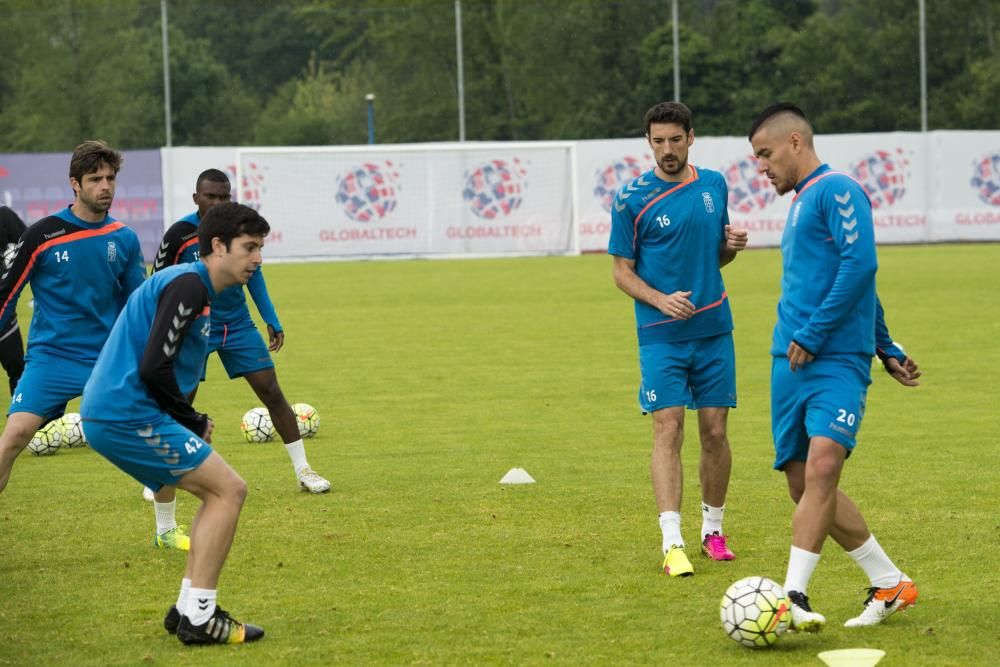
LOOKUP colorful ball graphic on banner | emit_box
[226,162,266,211]
[851,149,909,209]
[970,152,1000,207]
[335,162,400,222]
[463,159,527,219]
[723,156,776,213]
[594,156,649,212]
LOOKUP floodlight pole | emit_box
[919,0,927,131]
[455,0,466,141]
[366,93,376,144]
[161,0,173,146]
[672,0,680,101]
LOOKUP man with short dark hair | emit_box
[144,169,330,549]
[82,202,268,645]
[0,140,146,492]
[748,102,920,631]
[609,101,748,577]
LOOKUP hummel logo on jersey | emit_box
[702,192,715,213]
[107,241,117,262]
[154,240,169,269]
[162,302,194,357]
[834,191,851,205]
[43,229,66,240]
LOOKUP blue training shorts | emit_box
[638,332,737,412]
[82,415,214,492]
[770,354,871,470]
[205,323,274,380]
[9,354,93,419]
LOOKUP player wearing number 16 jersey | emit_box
[609,102,749,577]
[0,140,145,494]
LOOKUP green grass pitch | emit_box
[0,243,996,665]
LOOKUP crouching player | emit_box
[81,203,268,645]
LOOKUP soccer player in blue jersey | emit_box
[0,141,146,493]
[609,101,748,577]
[0,206,27,396]
[749,102,920,630]
[143,169,329,547]
[81,202,266,645]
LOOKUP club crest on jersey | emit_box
[702,192,715,213]
[107,241,116,262]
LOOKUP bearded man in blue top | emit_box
[0,140,145,493]
[609,101,749,577]
[749,102,920,632]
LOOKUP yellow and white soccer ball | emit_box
[60,412,87,448]
[291,402,320,438]
[27,420,63,456]
[240,407,275,443]
[720,576,790,648]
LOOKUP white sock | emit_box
[784,545,822,596]
[847,534,909,589]
[185,587,217,626]
[285,439,309,476]
[175,578,191,615]
[154,499,178,535]
[658,511,683,552]
[701,503,725,540]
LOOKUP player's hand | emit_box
[724,225,748,252]
[657,290,695,320]
[787,341,814,371]
[267,324,284,352]
[202,418,215,444]
[885,356,921,387]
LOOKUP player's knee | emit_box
[699,424,728,450]
[230,475,248,506]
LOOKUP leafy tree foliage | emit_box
[0,0,997,151]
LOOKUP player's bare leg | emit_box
[697,407,735,560]
[245,368,329,493]
[0,411,45,493]
[780,438,847,631]
[789,459,918,628]
[169,451,263,644]
[652,407,693,576]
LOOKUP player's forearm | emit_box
[613,264,667,312]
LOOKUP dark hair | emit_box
[198,202,270,251]
[644,101,693,135]
[196,168,230,192]
[747,102,809,141]
[69,140,123,183]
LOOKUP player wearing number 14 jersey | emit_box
[609,102,748,577]
[0,140,146,493]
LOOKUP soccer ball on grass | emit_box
[60,412,87,448]
[240,407,275,443]
[720,576,790,648]
[291,402,320,438]
[27,420,63,456]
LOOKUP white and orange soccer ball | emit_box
[291,402,320,439]
[720,576,790,648]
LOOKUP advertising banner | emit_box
[236,143,576,259]
[0,150,163,261]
